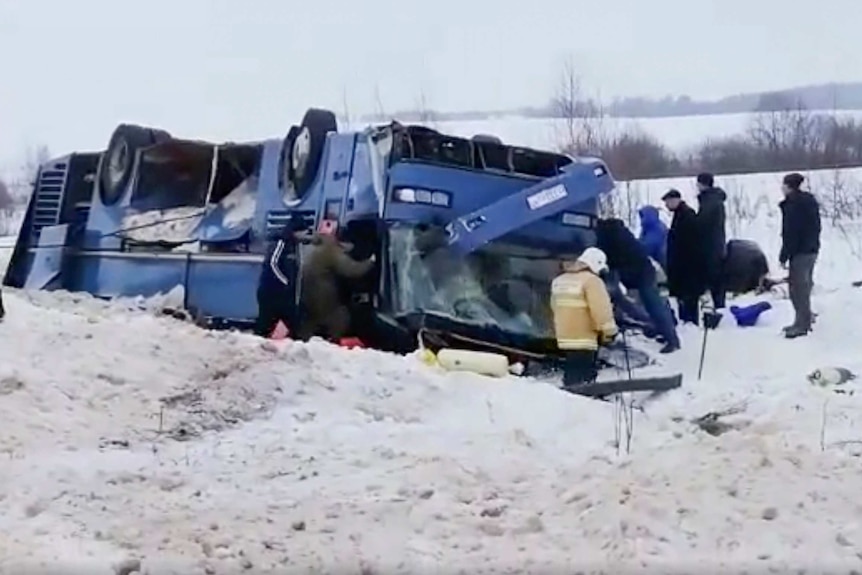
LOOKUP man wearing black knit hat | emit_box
[779,172,820,339]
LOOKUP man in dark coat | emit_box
[254,214,306,337]
[595,218,680,353]
[779,172,821,338]
[661,189,703,325]
[296,231,376,341]
[695,172,728,309]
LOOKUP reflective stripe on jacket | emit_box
[550,263,618,351]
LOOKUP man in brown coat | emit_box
[296,232,375,341]
[551,247,618,387]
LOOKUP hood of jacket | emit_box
[638,205,663,230]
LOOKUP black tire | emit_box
[289,108,337,198]
[279,125,301,194]
[150,128,172,144]
[472,134,503,144]
[97,124,167,206]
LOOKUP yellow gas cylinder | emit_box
[417,348,438,366]
[436,348,510,378]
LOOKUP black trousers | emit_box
[562,349,598,387]
[705,265,726,309]
[254,287,297,337]
[677,296,700,325]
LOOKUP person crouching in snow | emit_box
[254,214,306,338]
[551,247,618,388]
[637,205,668,271]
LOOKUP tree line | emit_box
[553,77,862,181]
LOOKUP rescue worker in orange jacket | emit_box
[550,247,618,387]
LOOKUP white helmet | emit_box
[577,247,609,274]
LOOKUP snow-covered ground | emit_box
[3,169,862,573]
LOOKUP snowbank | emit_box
[3,166,862,572]
[3,271,862,573]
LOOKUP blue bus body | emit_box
[3,113,615,356]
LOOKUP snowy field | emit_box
[3,169,862,573]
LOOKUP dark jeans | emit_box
[636,280,681,347]
[563,349,598,387]
[788,253,817,330]
[606,272,651,325]
[677,296,700,325]
[255,287,298,337]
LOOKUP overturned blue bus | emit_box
[3,108,616,361]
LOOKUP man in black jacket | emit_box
[779,172,821,339]
[254,214,306,337]
[695,173,728,310]
[662,189,703,325]
[595,218,680,353]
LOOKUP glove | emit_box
[702,311,723,330]
[600,331,618,345]
[369,254,377,263]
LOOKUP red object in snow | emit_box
[270,321,290,340]
[338,337,365,349]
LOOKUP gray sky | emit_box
[1,0,859,169]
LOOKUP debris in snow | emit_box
[692,403,749,436]
[120,206,204,244]
[220,176,258,229]
[808,366,857,387]
[112,557,142,575]
[291,520,306,531]
[761,507,779,521]
[0,372,24,395]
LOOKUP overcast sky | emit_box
[1,0,859,171]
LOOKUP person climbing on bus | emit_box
[595,217,681,353]
[296,229,376,342]
[550,247,618,388]
[254,214,306,338]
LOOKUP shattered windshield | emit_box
[387,224,584,338]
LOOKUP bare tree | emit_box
[372,84,387,121]
[0,178,18,236]
[747,94,819,167]
[414,88,438,127]
[0,179,12,211]
[550,57,605,156]
[340,86,353,130]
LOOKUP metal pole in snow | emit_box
[697,322,709,381]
